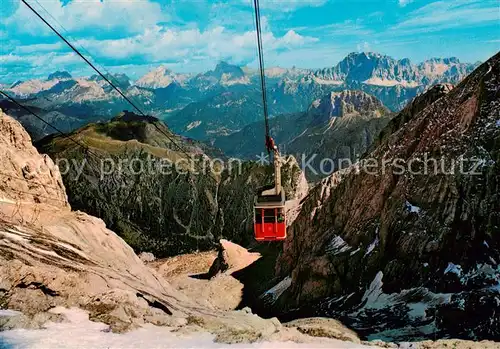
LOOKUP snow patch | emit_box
[444,262,462,277]
[363,78,420,88]
[0,307,375,349]
[326,236,352,255]
[365,235,379,257]
[405,201,421,214]
[355,271,452,317]
[186,120,202,131]
[261,277,292,304]
[0,310,22,317]
[360,271,384,309]
[311,76,344,85]
[350,247,361,256]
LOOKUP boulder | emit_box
[208,239,260,278]
[138,252,156,263]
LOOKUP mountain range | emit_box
[1,52,478,144]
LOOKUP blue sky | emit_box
[0,0,499,82]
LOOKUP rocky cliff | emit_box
[37,113,308,257]
[0,109,192,332]
[271,52,500,341]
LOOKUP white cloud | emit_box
[0,52,80,66]
[248,45,346,69]
[77,26,318,65]
[398,0,413,7]
[393,0,499,32]
[357,41,371,52]
[0,52,87,82]
[14,43,64,54]
[3,0,168,36]
[282,30,319,45]
[290,20,373,37]
[240,0,328,12]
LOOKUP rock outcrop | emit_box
[208,239,261,278]
[271,52,500,340]
[0,110,193,333]
[0,111,69,207]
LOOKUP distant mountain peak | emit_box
[150,65,174,75]
[311,51,474,89]
[111,110,159,124]
[309,90,385,122]
[426,57,461,64]
[47,71,72,81]
[212,61,245,78]
[135,66,188,89]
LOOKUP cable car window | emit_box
[264,209,276,223]
[277,213,285,223]
[255,209,262,222]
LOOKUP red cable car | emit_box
[254,189,286,241]
[253,136,287,241]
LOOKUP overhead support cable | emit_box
[20,0,193,160]
[0,90,101,159]
[252,0,272,155]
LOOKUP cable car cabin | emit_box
[253,190,286,241]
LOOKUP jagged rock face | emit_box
[215,91,392,181]
[308,90,385,123]
[38,116,308,257]
[418,58,475,85]
[273,53,500,340]
[317,52,420,86]
[89,73,131,92]
[314,52,476,88]
[0,109,68,208]
[367,83,454,154]
[306,52,476,111]
[212,62,246,80]
[0,111,193,331]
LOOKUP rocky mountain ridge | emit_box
[313,52,476,87]
[1,98,498,348]
[215,90,392,180]
[0,52,478,143]
[267,52,500,341]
